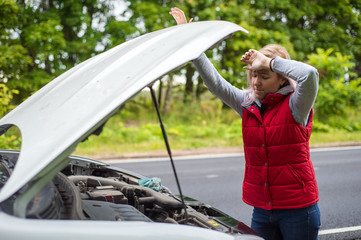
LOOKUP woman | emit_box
[170,7,321,240]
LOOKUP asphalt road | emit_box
[109,146,361,240]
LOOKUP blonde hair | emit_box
[242,44,296,106]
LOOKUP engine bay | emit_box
[0,152,256,236]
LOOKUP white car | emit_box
[0,21,262,240]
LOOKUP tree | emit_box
[1,0,116,102]
[114,0,296,107]
[111,0,188,107]
[0,0,32,95]
[248,0,361,68]
[307,48,361,122]
[245,0,361,127]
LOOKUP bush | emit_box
[307,48,361,123]
[0,126,21,150]
[0,83,18,117]
[312,120,332,132]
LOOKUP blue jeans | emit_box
[251,203,321,240]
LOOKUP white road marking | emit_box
[310,145,361,153]
[104,145,361,164]
[319,225,361,235]
[105,153,243,163]
[206,174,219,178]
[103,146,361,237]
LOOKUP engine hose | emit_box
[68,175,183,210]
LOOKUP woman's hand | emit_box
[240,49,272,71]
[169,7,193,25]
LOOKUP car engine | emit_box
[0,152,256,236]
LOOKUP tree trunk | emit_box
[158,79,163,108]
[220,48,231,109]
[195,77,206,101]
[40,0,48,11]
[183,64,195,103]
[162,75,173,114]
[45,57,51,74]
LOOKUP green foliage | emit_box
[0,83,18,116]
[104,19,137,48]
[0,83,21,150]
[0,0,117,102]
[0,0,32,87]
[248,0,361,65]
[307,48,361,122]
[76,90,242,153]
[2,0,361,153]
[0,134,22,150]
[23,19,66,64]
[76,90,360,155]
[0,44,32,84]
[307,48,356,81]
[7,70,53,101]
[312,119,332,133]
[0,0,18,29]
[0,125,22,149]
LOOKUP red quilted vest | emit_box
[242,93,319,210]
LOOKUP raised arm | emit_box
[272,57,319,126]
[193,54,248,116]
[240,49,319,126]
[169,8,248,116]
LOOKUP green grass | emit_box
[1,92,360,157]
[310,130,361,146]
[74,95,361,156]
[75,118,245,156]
[73,118,361,157]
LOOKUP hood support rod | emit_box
[149,85,188,224]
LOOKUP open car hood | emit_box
[0,21,247,203]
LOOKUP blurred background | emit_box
[1,0,360,156]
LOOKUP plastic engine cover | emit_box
[82,200,152,222]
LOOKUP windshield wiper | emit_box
[149,84,189,224]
